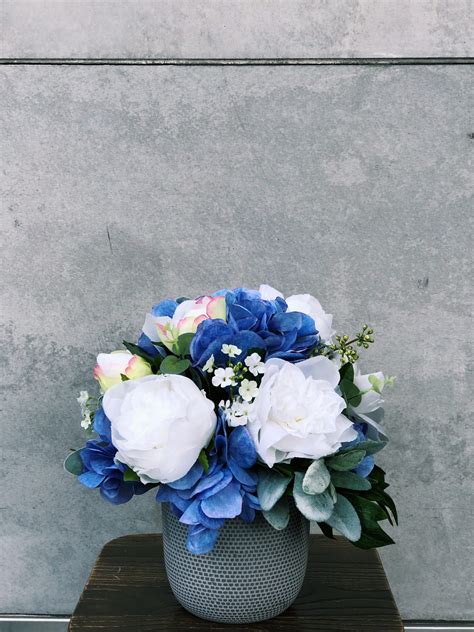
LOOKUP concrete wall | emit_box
[1,0,473,621]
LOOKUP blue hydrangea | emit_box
[77,408,149,504]
[156,412,260,554]
[190,287,319,368]
[342,422,375,478]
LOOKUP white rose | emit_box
[352,364,385,414]
[93,350,152,392]
[258,285,334,343]
[103,374,216,484]
[248,356,357,467]
[142,296,226,351]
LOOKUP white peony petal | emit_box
[103,374,217,484]
[258,284,284,301]
[297,355,341,389]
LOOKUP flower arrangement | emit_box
[66,286,397,554]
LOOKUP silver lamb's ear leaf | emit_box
[293,472,334,522]
[325,493,362,542]
[257,469,292,511]
[64,450,84,476]
[330,470,371,491]
[302,459,331,494]
[262,496,290,530]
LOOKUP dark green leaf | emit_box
[318,521,335,539]
[331,470,372,491]
[361,488,398,525]
[353,529,395,549]
[343,439,387,456]
[326,449,366,471]
[339,379,362,407]
[123,467,140,482]
[122,340,155,363]
[120,373,130,382]
[198,449,209,474]
[64,450,84,476]
[160,356,191,375]
[177,333,195,357]
[189,367,204,390]
[343,494,395,549]
[339,363,354,382]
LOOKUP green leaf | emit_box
[345,494,395,549]
[339,362,354,382]
[331,470,372,491]
[198,449,209,474]
[326,449,366,471]
[339,379,362,407]
[325,493,362,542]
[343,439,387,456]
[177,333,195,357]
[360,488,398,525]
[318,521,335,540]
[302,459,331,494]
[64,450,84,476]
[262,496,290,530]
[353,530,395,549]
[122,340,155,363]
[123,467,140,482]
[368,465,389,489]
[257,469,292,512]
[293,472,334,521]
[160,356,191,375]
[120,373,130,382]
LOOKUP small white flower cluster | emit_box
[219,398,252,427]
[205,346,266,427]
[77,390,94,430]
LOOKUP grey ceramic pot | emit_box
[161,502,310,624]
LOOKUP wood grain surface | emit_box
[69,534,404,631]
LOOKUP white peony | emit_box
[258,284,334,342]
[247,356,357,467]
[102,374,216,484]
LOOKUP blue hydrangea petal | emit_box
[187,526,220,555]
[228,457,258,487]
[137,332,166,357]
[244,492,261,510]
[353,455,375,478]
[239,500,256,523]
[201,481,243,519]
[167,462,204,490]
[229,426,257,468]
[93,408,112,443]
[151,299,178,317]
[192,470,225,495]
[100,480,135,505]
[196,469,233,500]
[78,471,105,488]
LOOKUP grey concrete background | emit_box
[1,63,473,620]
[1,0,474,622]
[1,0,474,59]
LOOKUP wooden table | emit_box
[69,534,403,631]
